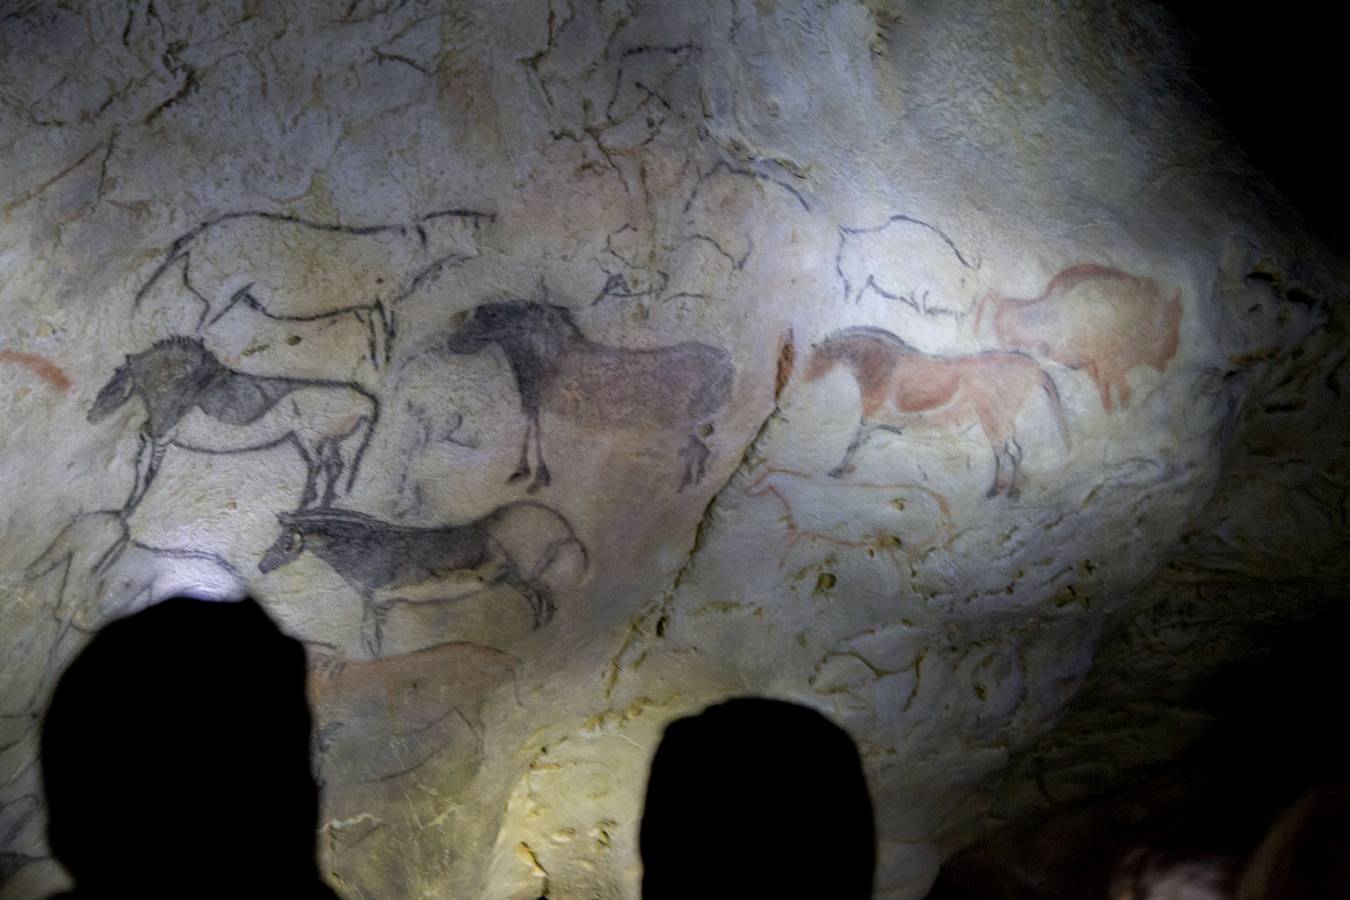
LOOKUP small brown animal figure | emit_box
[802,327,1070,498]
[975,264,1183,411]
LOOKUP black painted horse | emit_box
[424,302,734,493]
[259,503,587,657]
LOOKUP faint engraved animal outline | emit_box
[532,39,703,185]
[416,301,735,493]
[15,509,242,723]
[836,214,977,315]
[743,466,956,571]
[802,327,1071,497]
[258,503,588,657]
[305,639,519,787]
[130,209,494,366]
[392,402,478,520]
[592,223,670,306]
[88,337,379,511]
[974,263,1183,411]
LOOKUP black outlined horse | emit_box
[258,504,587,657]
[130,209,493,365]
[420,301,734,493]
[89,337,379,511]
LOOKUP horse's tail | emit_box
[527,535,589,587]
[1040,370,1072,451]
[489,500,590,574]
[345,388,381,494]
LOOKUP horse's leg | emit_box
[1088,364,1115,412]
[987,436,1024,498]
[127,438,168,512]
[1115,373,1132,409]
[359,595,385,658]
[508,418,533,484]
[204,285,251,329]
[987,441,1006,498]
[319,442,344,507]
[296,444,320,508]
[829,420,879,478]
[678,434,712,492]
[123,433,149,511]
[530,413,551,493]
[1005,437,1025,499]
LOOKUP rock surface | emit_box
[0,1,1345,897]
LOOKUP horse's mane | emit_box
[149,335,210,352]
[282,507,439,541]
[527,302,585,338]
[821,325,919,354]
[128,335,222,376]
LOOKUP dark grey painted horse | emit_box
[420,301,734,493]
[258,503,587,657]
[88,337,379,511]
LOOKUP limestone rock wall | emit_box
[1,1,1344,897]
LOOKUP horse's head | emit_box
[259,513,307,574]
[441,302,580,354]
[87,360,135,424]
[441,303,528,353]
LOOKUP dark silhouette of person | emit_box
[639,697,876,899]
[40,596,338,899]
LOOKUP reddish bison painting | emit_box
[975,264,1183,411]
[802,327,1070,498]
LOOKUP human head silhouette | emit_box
[639,697,876,899]
[40,596,335,898]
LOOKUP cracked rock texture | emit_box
[1,1,1346,898]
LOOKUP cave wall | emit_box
[1,1,1344,897]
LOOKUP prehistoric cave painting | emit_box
[416,301,734,493]
[681,160,811,272]
[0,351,71,393]
[836,214,978,316]
[24,510,243,634]
[602,43,701,151]
[802,327,1070,498]
[259,503,588,658]
[12,509,243,727]
[526,21,703,183]
[393,402,477,520]
[130,209,493,366]
[743,466,955,572]
[306,639,518,786]
[592,223,669,306]
[974,264,1183,411]
[88,337,379,511]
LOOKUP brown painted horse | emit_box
[802,327,1070,497]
